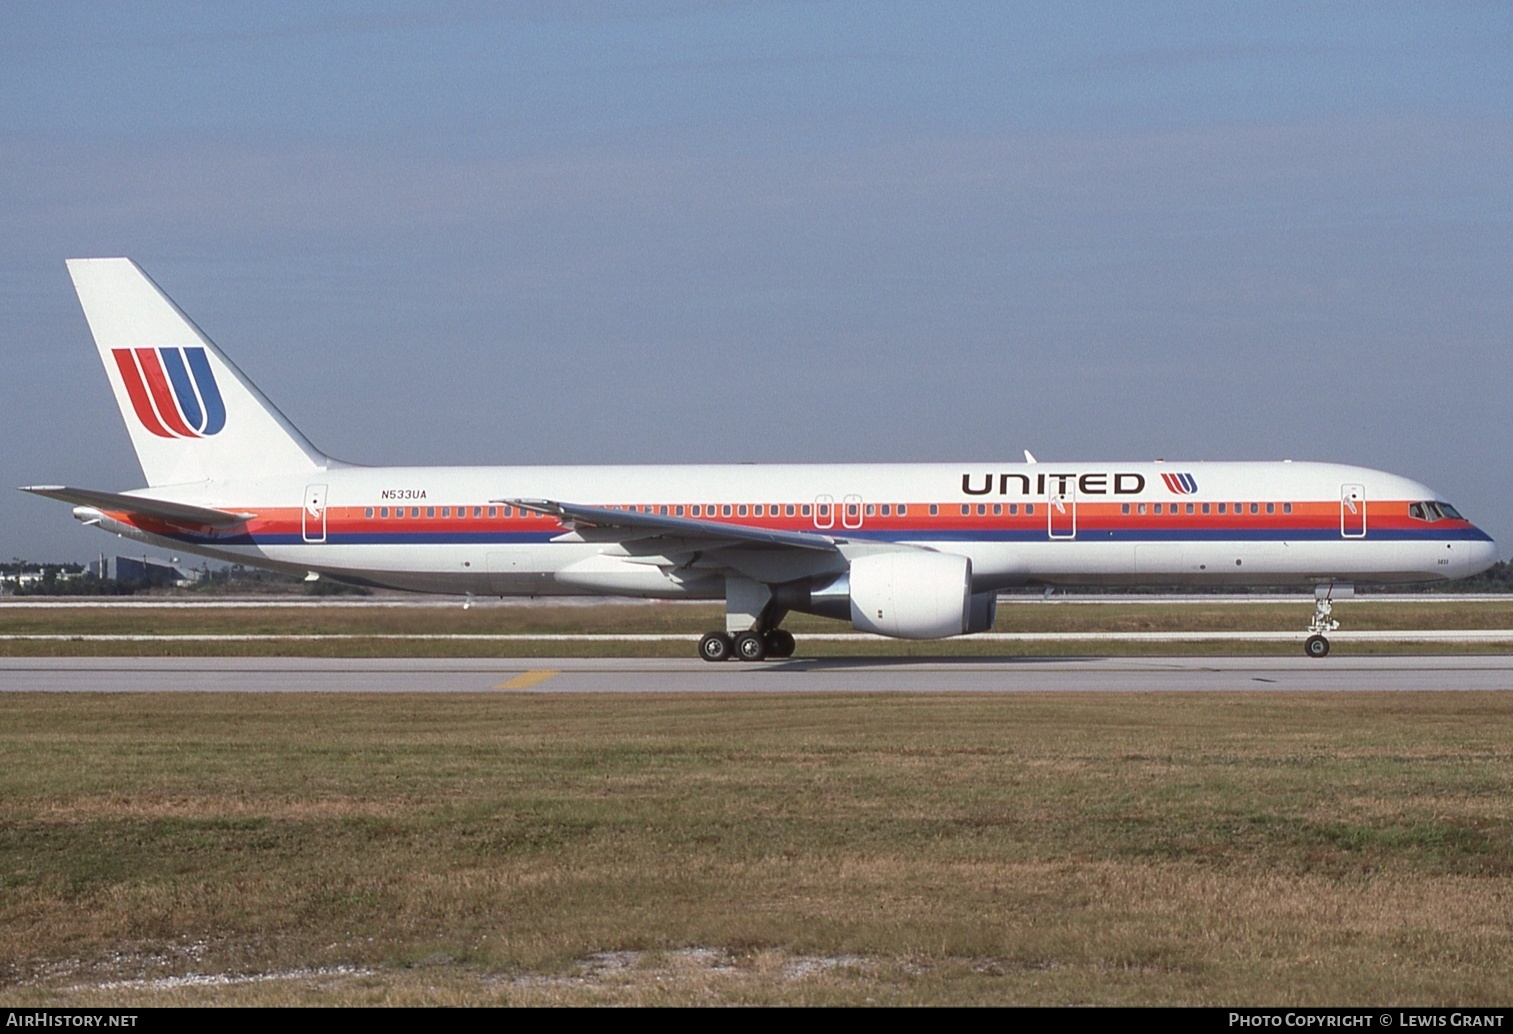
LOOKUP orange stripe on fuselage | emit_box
[100,499,1464,539]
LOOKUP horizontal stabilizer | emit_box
[19,485,254,527]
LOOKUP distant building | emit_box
[115,556,186,588]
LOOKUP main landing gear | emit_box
[699,575,798,661]
[1303,583,1351,658]
[699,628,796,663]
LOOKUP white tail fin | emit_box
[66,258,329,487]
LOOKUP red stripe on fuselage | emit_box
[111,500,1476,544]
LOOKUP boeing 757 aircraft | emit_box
[23,258,1498,660]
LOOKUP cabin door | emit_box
[1047,481,1076,539]
[1340,484,1367,538]
[302,484,328,543]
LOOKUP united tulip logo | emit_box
[112,347,226,438]
[1161,472,1198,495]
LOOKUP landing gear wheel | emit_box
[1304,634,1330,659]
[764,629,796,658]
[699,632,733,662]
[734,631,768,662]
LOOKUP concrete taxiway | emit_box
[2,655,1512,693]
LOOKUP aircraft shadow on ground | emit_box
[761,655,1113,672]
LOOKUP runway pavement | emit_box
[3,654,1512,693]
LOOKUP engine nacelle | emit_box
[848,551,974,639]
[965,589,998,634]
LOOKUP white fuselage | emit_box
[90,459,1496,597]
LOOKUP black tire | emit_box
[1304,634,1330,658]
[699,632,733,662]
[765,629,796,658]
[734,631,768,662]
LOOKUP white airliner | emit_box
[24,258,1498,660]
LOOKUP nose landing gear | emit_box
[1303,584,1350,658]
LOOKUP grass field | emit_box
[2,597,1512,657]
[3,690,1512,1005]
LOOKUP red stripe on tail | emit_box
[132,348,196,437]
[112,349,174,437]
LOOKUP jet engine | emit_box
[847,551,985,639]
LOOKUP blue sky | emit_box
[3,1,1509,562]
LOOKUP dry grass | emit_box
[0,598,1510,658]
[2,691,1511,1005]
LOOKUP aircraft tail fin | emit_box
[66,258,329,487]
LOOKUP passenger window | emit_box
[488,507,497,518]
[786,505,796,517]
[723,505,732,517]
[1283,503,1292,514]
[865,504,875,517]
[473,507,482,518]
[1121,504,1130,515]
[1202,503,1210,514]
[929,504,939,516]
[379,507,388,519]
[1266,503,1275,514]
[992,504,1001,516]
[976,504,986,516]
[1249,503,1259,515]
[898,504,907,516]
[1009,504,1018,515]
[754,505,764,517]
[1218,503,1226,514]
[960,505,969,516]
[1186,503,1194,515]
[365,507,374,519]
[801,505,811,517]
[676,506,685,516]
[1025,504,1034,515]
[1138,504,1147,515]
[1153,504,1162,515]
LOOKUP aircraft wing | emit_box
[20,485,255,528]
[500,498,842,553]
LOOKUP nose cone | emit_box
[1459,532,1499,579]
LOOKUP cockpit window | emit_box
[1409,501,1464,522]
